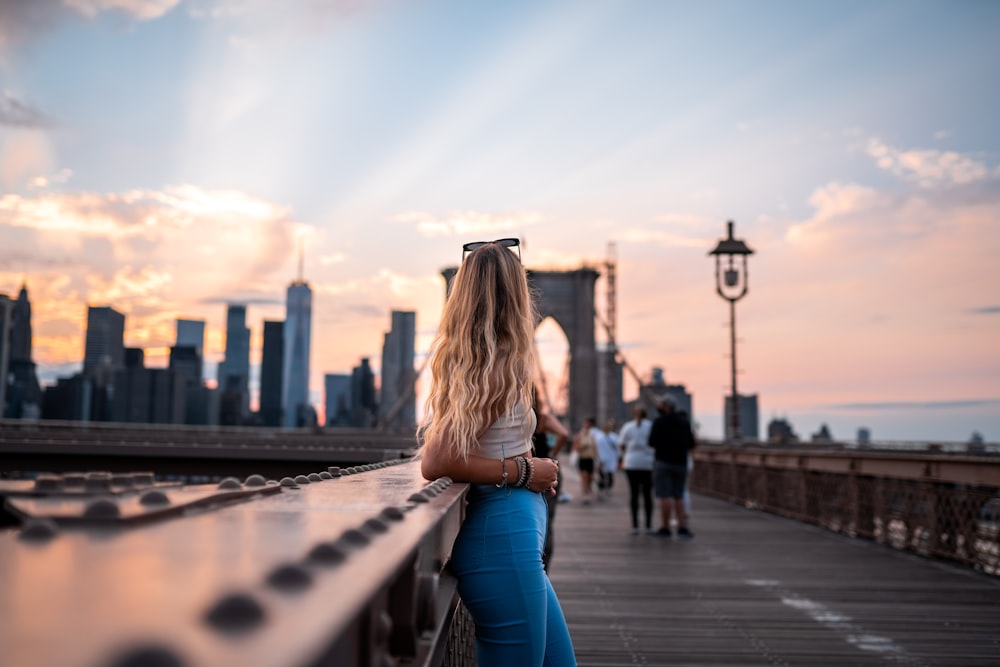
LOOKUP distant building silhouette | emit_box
[217,304,250,423]
[351,357,377,427]
[83,306,125,380]
[8,283,42,419]
[283,279,312,428]
[857,427,871,446]
[0,293,13,417]
[175,318,205,380]
[767,417,798,444]
[725,393,759,441]
[811,423,833,443]
[324,373,352,427]
[259,320,284,427]
[379,310,416,429]
[112,348,185,424]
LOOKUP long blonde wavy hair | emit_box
[418,242,537,460]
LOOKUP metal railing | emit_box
[0,460,475,667]
[690,444,1000,575]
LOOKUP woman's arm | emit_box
[421,432,559,493]
[541,412,570,457]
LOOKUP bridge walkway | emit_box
[546,468,1000,666]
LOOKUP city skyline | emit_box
[1,1,998,441]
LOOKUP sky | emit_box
[0,0,998,443]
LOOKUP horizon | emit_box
[1,1,998,442]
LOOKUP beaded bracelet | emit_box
[514,456,529,488]
[525,457,535,490]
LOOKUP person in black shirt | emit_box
[647,394,697,538]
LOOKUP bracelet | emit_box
[525,457,535,490]
[496,458,508,488]
[514,456,529,488]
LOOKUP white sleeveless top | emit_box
[475,403,535,459]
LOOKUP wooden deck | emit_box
[546,470,1000,666]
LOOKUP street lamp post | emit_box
[709,221,754,443]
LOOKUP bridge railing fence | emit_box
[690,445,1000,576]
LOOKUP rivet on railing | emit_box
[307,473,322,482]
[363,517,389,534]
[294,475,311,485]
[84,498,120,519]
[380,506,405,522]
[266,564,313,593]
[408,493,429,503]
[279,477,299,488]
[217,477,242,490]
[139,490,170,506]
[244,474,267,487]
[307,541,347,566]
[107,644,185,667]
[339,528,370,547]
[18,517,59,542]
[204,592,266,634]
[319,471,333,480]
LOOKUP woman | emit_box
[419,239,577,667]
[574,417,599,505]
[618,405,654,534]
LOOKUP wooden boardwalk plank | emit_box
[546,469,1000,666]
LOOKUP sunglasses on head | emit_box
[462,237,521,262]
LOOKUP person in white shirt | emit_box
[596,420,619,499]
[618,405,655,534]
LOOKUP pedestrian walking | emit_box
[618,405,654,535]
[648,394,697,538]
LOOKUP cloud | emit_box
[396,209,544,238]
[0,91,57,128]
[0,185,305,364]
[867,137,991,188]
[0,132,55,188]
[0,0,180,52]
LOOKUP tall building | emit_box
[7,284,42,418]
[724,393,759,441]
[324,373,352,427]
[217,304,250,420]
[83,306,125,379]
[0,294,13,417]
[283,279,312,428]
[379,310,416,429]
[259,320,284,427]
[175,318,205,380]
[112,350,185,424]
[351,357,377,428]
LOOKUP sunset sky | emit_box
[1,0,998,442]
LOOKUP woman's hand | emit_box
[530,457,559,495]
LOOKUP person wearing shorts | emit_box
[648,395,697,538]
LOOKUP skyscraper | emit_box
[351,357,377,428]
[379,310,416,429]
[218,304,250,420]
[175,318,205,378]
[83,306,125,379]
[283,279,312,428]
[324,373,352,427]
[259,320,284,427]
[0,294,13,417]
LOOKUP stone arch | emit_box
[441,266,600,430]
